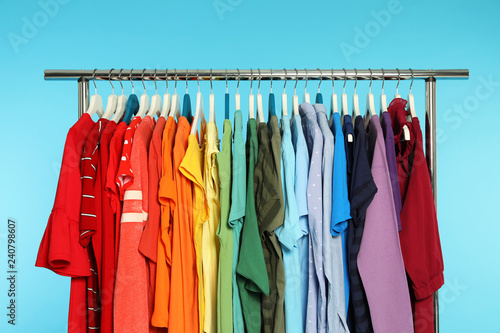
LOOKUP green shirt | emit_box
[216,119,233,333]
[228,110,246,333]
[254,116,285,333]
[236,118,270,333]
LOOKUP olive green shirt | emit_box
[254,116,285,333]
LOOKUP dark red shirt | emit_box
[389,98,444,333]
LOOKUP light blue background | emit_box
[1,0,498,332]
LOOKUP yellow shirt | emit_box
[179,120,208,333]
[203,121,220,333]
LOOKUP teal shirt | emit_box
[275,115,304,333]
[228,111,246,333]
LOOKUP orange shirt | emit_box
[169,116,199,333]
[114,116,154,333]
[179,119,208,333]
[138,117,167,333]
[152,116,177,328]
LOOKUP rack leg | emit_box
[78,77,89,118]
[425,77,438,333]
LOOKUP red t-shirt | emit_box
[389,98,444,333]
[116,116,142,200]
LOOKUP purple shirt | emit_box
[299,103,326,333]
[357,115,413,333]
[380,111,402,231]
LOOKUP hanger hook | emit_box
[354,68,358,94]
[381,68,385,92]
[294,68,298,95]
[304,68,308,92]
[141,69,147,94]
[270,68,273,93]
[108,68,115,95]
[185,68,189,94]
[225,69,228,93]
[396,68,401,94]
[236,68,240,94]
[250,68,253,93]
[331,68,335,93]
[197,70,200,93]
[174,69,178,94]
[317,68,323,93]
[409,68,414,93]
[92,68,98,94]
[118,68,124,94]
[342,68,347,93]
[165,68,169,93]
[257,68,261,93]
[283,68,287,93]
[368,68,373,93]
[129,69,135,94]
[153,69,158,95]
[210,68,213,94]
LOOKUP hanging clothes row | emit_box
[36,71,444,333]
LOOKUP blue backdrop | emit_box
[1,0,499,332]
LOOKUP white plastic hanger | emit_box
[191,74,204,135]
[102,69,118,120]
[366,68,376,117]
[160,69,171,118]
[85,69,104,118]
[256,69,265,123]
[329,69,339,127]
[112,69,128,123]
[235,69,241,111]
[407,69,417,118]
[395,68,410,140]
[282,69,288,117]
[352,69,361,119]
[303,68,310,104]
[136,69,150,118]
[292,68,300,117]
[380,68,388,115]
[249,69,255,119]
[168,70,180,119]
[209,69,216,123]
[147,69,162,118]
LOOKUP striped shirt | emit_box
[80,118,108,333]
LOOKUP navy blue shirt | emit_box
[346,115,377,333]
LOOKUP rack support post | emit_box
[78,77,89,118]
[425,77,438,333]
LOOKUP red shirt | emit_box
[116,116,142,200]
[389,98,444,333]
[105,121,127,268]
[98,120,117,333]
[36,114,95,333]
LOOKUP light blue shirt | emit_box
[228,110,246,333]
[332,112,353,314]
[314,104,349,332]
[291,114,310,330]
[300,103,326,333]
[275,114,304,333]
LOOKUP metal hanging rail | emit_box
[43,67,469,333]
[44,68,469,81]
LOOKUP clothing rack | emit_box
[43,68,470,333]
